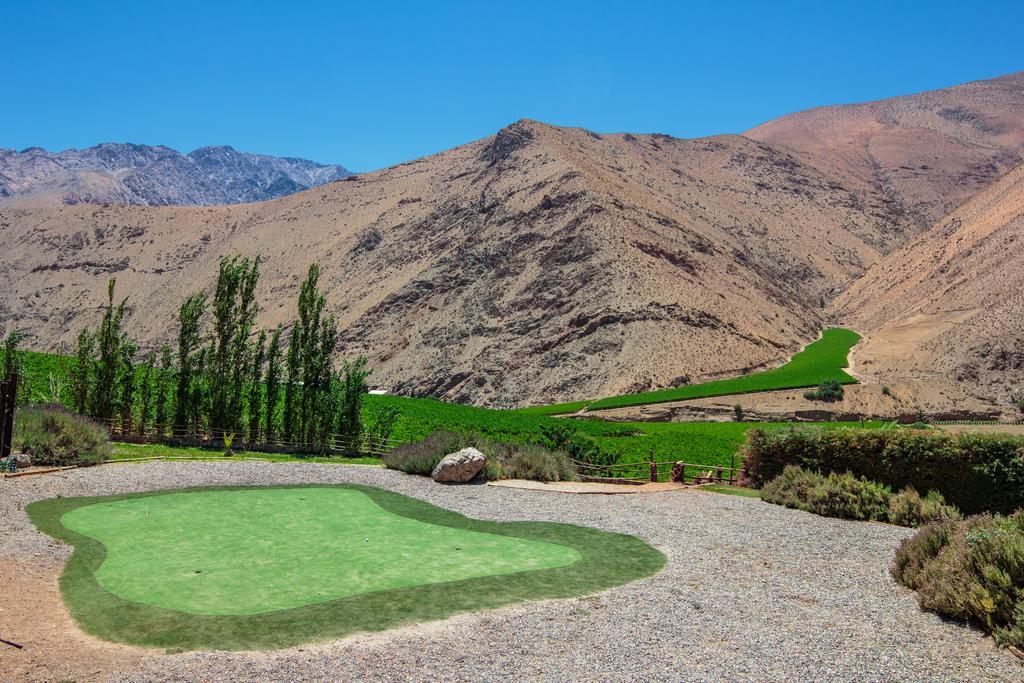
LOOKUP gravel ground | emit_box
[2,461,1020,682]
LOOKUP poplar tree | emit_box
[208,255,260,433]
[118,340,138,433]
[71,328,95,414]
[137,353,155,435]
[2,330,26,405]
[1,330,24,380]
[310,316,338,447]
[264,325,283,442]
[337,356,370,444]
[297,264,326,442]
[155,345,173,437]
[174,292,207,432]
[91,279,128,422]
[282,326,301,442]
[190,345,210,433]
[247,330,266,443]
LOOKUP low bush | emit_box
[382,431,467,476]
[742,428,1024,514]
[762,466,960,526]
[382,430,577,482]
[13,405,111,466]
[482,441,577,482]
[892,512,1024,649]
[803,379,844,402]
[761,466,890,522]
[888,488,962,527]
[536,422,617,467]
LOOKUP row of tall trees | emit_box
[71,256,389,451]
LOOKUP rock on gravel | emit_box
[431,447,486,483]
[1,460,1020,682]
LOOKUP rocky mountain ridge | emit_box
[0,143,351,207]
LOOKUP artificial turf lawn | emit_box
[60,487,581,615]
[28,484,665,650]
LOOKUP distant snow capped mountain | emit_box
[0,143,351,207]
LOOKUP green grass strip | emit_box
[27,484,665,651]
[585,328,861,411]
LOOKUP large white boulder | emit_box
[431,447,487,483]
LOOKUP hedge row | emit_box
[761,465,961,526]
[742,428,1024,515]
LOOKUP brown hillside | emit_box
[1,120,891,406]
[835,161,1024,413]
[746,71,1024,247]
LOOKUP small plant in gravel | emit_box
[13,405,111,466]
[892,512,1024,649]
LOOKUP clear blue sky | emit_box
[3,0,1021,171]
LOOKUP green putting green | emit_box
[60,487,581,615]
[28,484,665,650]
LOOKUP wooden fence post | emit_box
[649,449,657,482]
[0,375,17,460]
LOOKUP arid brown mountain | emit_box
[1,120,896,406]
[3,72,1024,408]
[746,71,1024,248]
[0,143,350,207]
[834,159,1024,414]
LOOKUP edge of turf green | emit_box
[27,484,666,652]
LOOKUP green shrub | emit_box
[891,519,956,588]
[536,422,616,467]
[382,431,468,476]
[882,385,892,397]
[812,471,891,521]
[743,427,1024,514]
[892,512,1024,649]
[481,441,577,482]
[761,465,890,521]
[888,488,961,528]
[803,379,844,402]
[760,465,823,512]
[13,405,111,466]
[382,430,577,482]
[762,466,960,526]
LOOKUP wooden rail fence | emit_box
[90,417,405,458]
[572,451,746,485]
